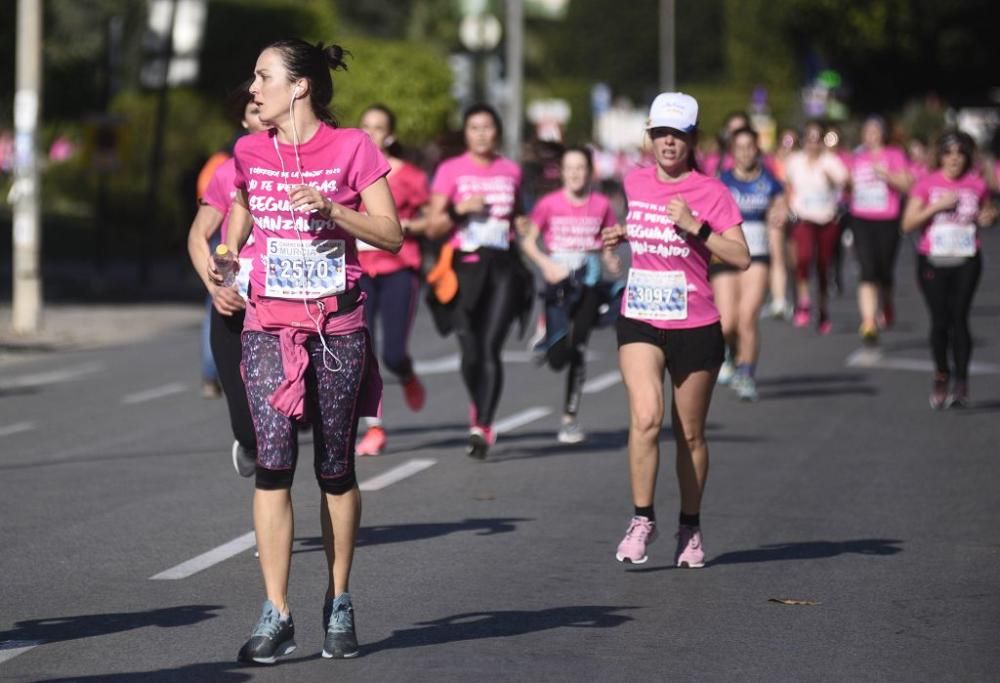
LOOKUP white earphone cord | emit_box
[275,88,341,373]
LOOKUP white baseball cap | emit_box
[646,92,699,133]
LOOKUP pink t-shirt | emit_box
[784,151,849,224]
[431,152,522,252]
[358,160,429,277]
[621,167,743,330]
[849,146,908,220]
[203,157,256,299]
[530,189,616,253]
[233,125,390,301]
[910,170,987,257]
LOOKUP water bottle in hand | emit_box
[213,244,238,287]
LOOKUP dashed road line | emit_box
[0,640,43,665]
[846,348,1000,374]
[122,382,187,405]
[0,422,36,438]
[494,406,552,434]
[0,362,104,391]
[150,458,438,581]
[583,370,622,394]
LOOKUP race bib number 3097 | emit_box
[624,268,688,321]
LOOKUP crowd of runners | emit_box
[184,37,998,665]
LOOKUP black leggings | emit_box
[542,283,601,416]
[454,261,518,427]
[917,254,982,380]
[209,307,256,452]
[359,269,420,379]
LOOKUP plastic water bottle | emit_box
[213,244,237,287]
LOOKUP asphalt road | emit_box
[2,232,999,682]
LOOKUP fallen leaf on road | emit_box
[768,598,821,606]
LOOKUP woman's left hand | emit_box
[289,184,333,217]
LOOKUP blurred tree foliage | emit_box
[333,37,454,144]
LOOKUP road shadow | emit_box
[291,517,531,554]
[33,661,254,683]
[953,399,1000,414]
[754,372,877,400]
[362,605,638,655]
[0,604,223,648]
[709,538,904,566]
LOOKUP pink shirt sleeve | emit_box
[430,159,458,200]
[910,175,932,204]
[202,162,232,214]
[347,133,391,193]
[530,195,551,231]
[706,183,743,233]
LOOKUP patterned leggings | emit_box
[242,329,369,494]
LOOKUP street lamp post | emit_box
[11,0,43,334]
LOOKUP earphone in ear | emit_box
[293,84,302,95]
[384,135,396,147]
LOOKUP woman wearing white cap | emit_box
[603,92,750,566]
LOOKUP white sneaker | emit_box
[557,418,586,444]
[716,359,735,386]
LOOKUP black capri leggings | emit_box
[852,216,901,287]
[453,256,519,427]
[209,307,256,453]
[917,253,982,381]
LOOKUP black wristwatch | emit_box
[696,222,712,242]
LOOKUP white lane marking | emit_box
[494,406,552,434]
[583,370,621,394]
[150,459,437,580]
[150,531,256,581]
[359,458,437,492]
[413,353,460,375]
[122,382,187,405]
[846,348,1000,374]
[0,422,36,438]
[413,351,600,376]
[0,362,104,391]
[0,640,43,665]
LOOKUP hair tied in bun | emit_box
[316,42,350,72]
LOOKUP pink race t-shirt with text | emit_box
[622,167,743,330]
[203,157,257,299]
[358,161,429,277]
[849,146,908,220]
[910,170,987,257]
[233,125,390,299]
[530,189,616,253]
[431,152,521,252]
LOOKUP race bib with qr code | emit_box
[742,220,769,257]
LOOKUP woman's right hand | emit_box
[455,195,486,216]
[602,224,626,249]
[931,191,959,213]
[541,260,570,285]
[211,285,246,316]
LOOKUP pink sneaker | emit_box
[467,425,495,460]
[675,525,705,568]
[615,516,658,564]
[356,426,386,456]
[792,307,810,328]
[401,374,426,412]
[817,317,833,335]
[929,373,948,410]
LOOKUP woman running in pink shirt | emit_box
[603,93,749,567]
[902,130,997,409]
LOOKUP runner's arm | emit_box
[901,193,957,233]
[187,201,224,292]
[292,177,402,252]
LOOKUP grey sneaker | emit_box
[322,592,359,659]
[735,375,758,402]
[237,600,296,665]
[557,418,586,444]
[232,440,256,478]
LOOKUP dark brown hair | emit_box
[265,39,349,126]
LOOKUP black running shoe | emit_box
[232,440,256,478]
[322,593,359,659]
[237,601,296,665]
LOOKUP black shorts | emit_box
[851,216,900,286]
[616,316,725,380]
[709,256,770,277]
